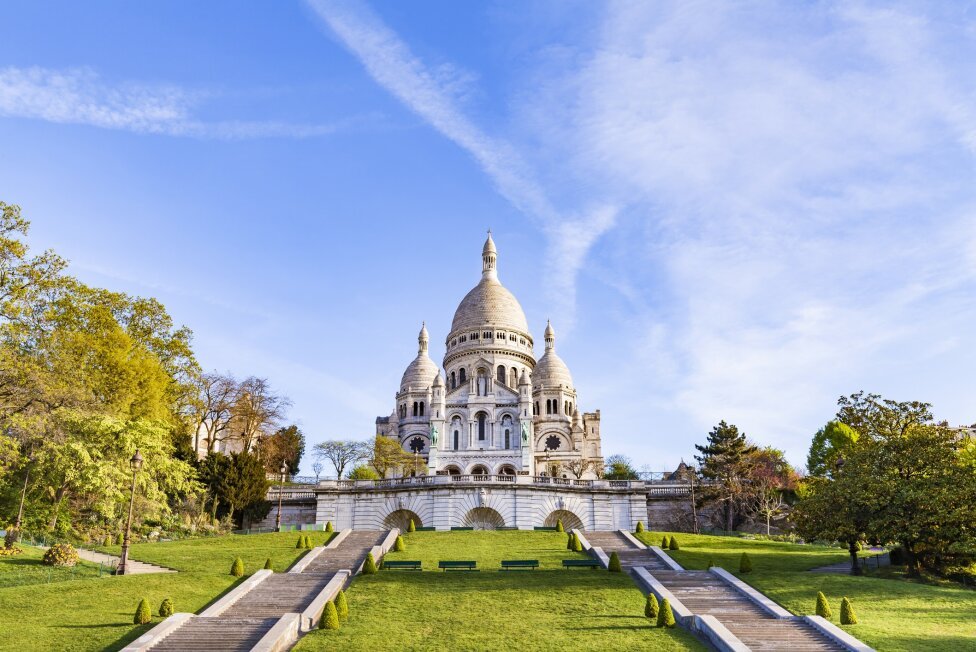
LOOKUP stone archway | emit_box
[469,464,490,476]
[384,509,422,531]
[496,464,517,475]
[462,507,505,530]
[444,465,462,475]
[544,509,584,531]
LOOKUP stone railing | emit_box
[312,475,650,491]
[265,488,316,501]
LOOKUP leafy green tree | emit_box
[258,425,305,476]
[695,421,757,531]
[369,435,413,478]
[347,465,380,480]
[603,454,639,480]
[807,421,859,478]
[218,452,270,526]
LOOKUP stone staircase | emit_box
[150,530,386,651]
[589,531,847,652]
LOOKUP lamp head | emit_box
[130,449,144,472]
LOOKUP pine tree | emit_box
[134,598,152,625]
[840,597,857,625]
[739,552,752,573]
[394,535,405,552]
[644,593,659,619]
[695,420,757,531]
[335,589,349,621]
[320,600,340,630]
[657,598,676,628]
[556,519,565,533]
[363,552,377,574]
[669,536,680,550]
[231,557,244,577]
[158,598,174,617]
[325,521,334,533]
[263,558,273,570]
[816,591,832,619]
[635,521,645,533]
[608,551,621,572]
[407,518,416,533]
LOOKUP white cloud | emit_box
[0,65,345,139]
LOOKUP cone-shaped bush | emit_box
[319,600,340,630]
[394,535,405,552]
[661,535,669,548]
[608,551,622,572]
[572,533,583,553]
[657,598,676,628]
[325,521,334,533]
[134,598,152,625]
[296,535,305,549]
[363,551,377,574]
[636,521,645,533]
[307,535,315,549]
[116,532,124,545]
[231,557,244,577]
[739,552,752,573]
[840,597,857,625]
[556,519,565,533]
[816,591,832,619]
[707,558,715,569]
[158,598,174,618]
[567,533,574,550]
[669,536,680,551]
[335,589,349,621]
[407,518,416,533]
[263,558,273,570]
[644,593,659,619]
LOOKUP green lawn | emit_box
[294,531,704,652]
[0,545,108,588]
[0,531,333,652]
[636,531,976,652]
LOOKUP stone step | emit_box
[150,617,277,652]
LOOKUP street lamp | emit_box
[117,449,144,575]
[275,461,287,532]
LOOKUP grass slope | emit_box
[294,531,704,652]
[636,531,976,652]
[0,545,106,588]
[0,531,333,652]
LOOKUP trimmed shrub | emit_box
[657,598,676,628]
[669,536,680,551]
[0,545,23,557]
[363,552,377,574]
[644,593,659,619]
[296,535,305,549]
[608,551,622,572]
[335,589,349,621]
[635,521,645,533]
[231,557,244,577]
[102,535,111,547]
[661,535,669,548]
[394,535,405,552]
[707,558,715,569]
[158,598,174,618]
[572,533,583,553]
[320,600,340,630]
[42,543,79,567]
[4,527,20,549]
[739,552,752,573]
[134,598,152,625]
[556,519,565,533]
[816,591,832,619]
[264,558,273,570]
[840,597,858,625]
[116,532,124,545]
[306,535,315,549]
[407,519,415,533]
[567,533,574,550]
[325,521,334,533]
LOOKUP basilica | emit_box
[376,234,604,479]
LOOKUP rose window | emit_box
[409,436,425,453]
[544,435,561,451]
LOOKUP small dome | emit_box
[544,319,555,339]
[433,372,444,387]
[400,355,438,391]
[483,232,497,255]
[533,350,574,388]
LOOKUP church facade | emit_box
[376,234,604,479]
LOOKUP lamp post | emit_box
[117,449,144,575]
[275,461,287,532]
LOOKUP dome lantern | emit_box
[482,230,497,279]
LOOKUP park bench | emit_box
[450,527,474,531]
[439,560,478,571]
[533,526,558,531]
[416,526,436,531]
[382,560,422,571]
[500,560,539,571]
[562,559,601,569]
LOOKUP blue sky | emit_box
[1,1,974,474]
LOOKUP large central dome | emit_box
[449,233,530,335]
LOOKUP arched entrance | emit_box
[470,464,490,476]
[444,465,462,475]
[544,510,583,531]
[384,509,423,531]
[497,464,517,475]
[462,507,505,530]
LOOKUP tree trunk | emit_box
[766,513,771,536]
[848,539,862,576]
[48,484,69,530]
[903,542,921,577]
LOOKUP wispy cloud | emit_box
[0,65,347,139]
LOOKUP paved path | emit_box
[588,531,846,651]
[809,550,889,574]
[151,530,385,652]
[40,547,176,575]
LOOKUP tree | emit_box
[695,421,757,531]
[603,454,639,480]
[807,421,859,478]
[217,452,271,526]
[191,372,239,455]
[259,425,305,475]
[229,377,290,452]
[369,435,412,478]
[746,447,798,535]
[312,461,324,481]
[562,458,598,479]
[347,465,379,480]
[314,440,369,479]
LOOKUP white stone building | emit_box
[376,234,604,479]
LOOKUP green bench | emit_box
[382,560,422,571]
[450,526,474,531]
[500,559,539,571]
[562,559,602,569]
[533,526,558,531]
[439,560,478,571]
[415,526,436,531]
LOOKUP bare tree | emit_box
[193,372,239,454]
[562,458,598,479]
[313,440,370,478]
[230,377,291,452]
